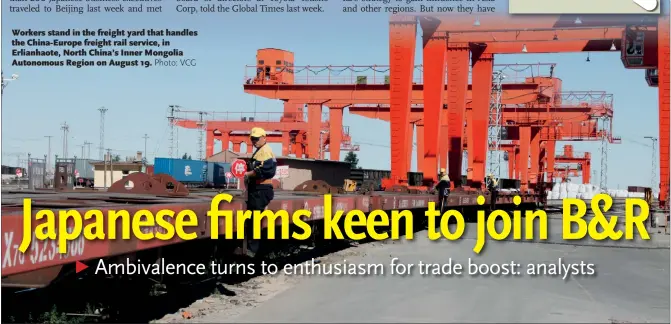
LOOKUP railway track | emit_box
[2,210,429,323]
[2,232,359,323]
[1,173,542,323]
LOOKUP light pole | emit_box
[142,134,149,164]
[1,72,19,96]
[644,136,658,192]
[44,135,53,172]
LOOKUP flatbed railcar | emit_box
[0,172,541,289]
[350,169,424,189]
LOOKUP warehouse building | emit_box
[90,161,144,188]
[90,152,145,188]
[206,150,242,163]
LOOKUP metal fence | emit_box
[27,154,48,190]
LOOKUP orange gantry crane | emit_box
[171,108,359,159]
[346,63,555,169]
[506,120,604,185]
[388,13,669,206]
[349,89,615,190]
[243,51,619,192]
[501,142,592,184]
[490,91,617,189]
[221,127,359,159]
[554,145,591,184]
[553,166,582,182]
[244,50,558,163]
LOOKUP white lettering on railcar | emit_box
[312,205,324,218]
[1,227,86,270]
[335,202,346,211]
[2,232,24,269]
[141,225,170,236]
[411,199,426,208]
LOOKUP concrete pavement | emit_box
[192,217,669,323]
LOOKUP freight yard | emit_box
[1,12,670,323]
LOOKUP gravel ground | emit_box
[152,208,670,324]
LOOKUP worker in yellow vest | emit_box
[487,173,499,209]
[241,127,277,258]
[436,168,451,215]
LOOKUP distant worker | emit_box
[242,127,277,257]
[487,174,499,209]
[436,168,451,215]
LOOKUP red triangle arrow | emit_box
[75,261,88,273]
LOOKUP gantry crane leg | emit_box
[545,140,556,182]
[421,35,447,183]
[282,133,290,156]
[469,48,494,188]
[658,15,670,208]
[307,103,323,159]
[466,107,474,180]
[507,148,516,179]
[439,109,449,175]
[446,45,470,187]
[206,133,215,157]
[416,123,425,173]
[328,106,345,161]
[386,17,417,186]
[222,133,230,152]
[519,126,531,191]
[515,145,521,180]
[282,101,304,156]
[407,123,414,171]
[539,148,547,185]
[583,162,591,184]
[529,128,541,185]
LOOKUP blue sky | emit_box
[1,1,666,189]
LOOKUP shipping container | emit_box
[154,158,209,183]
[145,165,154,176]
[208,162,232,187]
[627,186,649,193]
[74,158,96,179]
[499,178,521,190]
[349,168,364,182]
[407,172,424,186]
[349,168,425,189]
[363,169,391,183]
[1,165,26,176]
[153,158,235,187]
[349,168,390,189]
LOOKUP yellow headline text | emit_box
[18,193,650,255]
